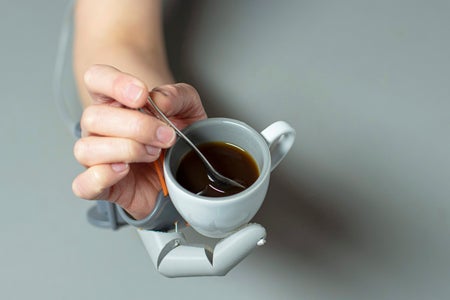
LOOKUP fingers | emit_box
[80,105,176,147]
[74,65,207,213]
[74,136,161,167]
[84,64,148,108]
[72,163,129,200]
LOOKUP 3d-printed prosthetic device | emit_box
[87,193,266,277]
[86,119,295,277]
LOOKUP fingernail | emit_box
[145,145,161,156]
[124,83,144,102]
[111,163,129,173]
[156,126,175,144]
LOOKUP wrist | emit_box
[117,191,185,231]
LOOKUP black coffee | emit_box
[176,142,259,197]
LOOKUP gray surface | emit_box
[1,0,449,299]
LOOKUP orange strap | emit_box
[153,151,168,196]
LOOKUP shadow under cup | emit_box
[164,118,272,238]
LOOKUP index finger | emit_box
[84,64,148,108]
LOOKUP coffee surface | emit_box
[176,142,259,197]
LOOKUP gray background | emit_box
[1,0,449,299]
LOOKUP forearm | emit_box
[73,0,173,107]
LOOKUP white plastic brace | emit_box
[137,223,266,277]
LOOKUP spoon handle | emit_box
[142,96,216,173]
[141,95,245,190]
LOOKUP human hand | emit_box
[72,65,207,219]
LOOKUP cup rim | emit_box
[164,117,271,202]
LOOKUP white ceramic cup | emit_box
[164,118,295,238]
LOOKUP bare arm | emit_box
[73,0,174,107]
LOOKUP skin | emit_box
[72,0,207,219]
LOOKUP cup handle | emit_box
[260,121,296,172]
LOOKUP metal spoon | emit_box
[140,96,245,191]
